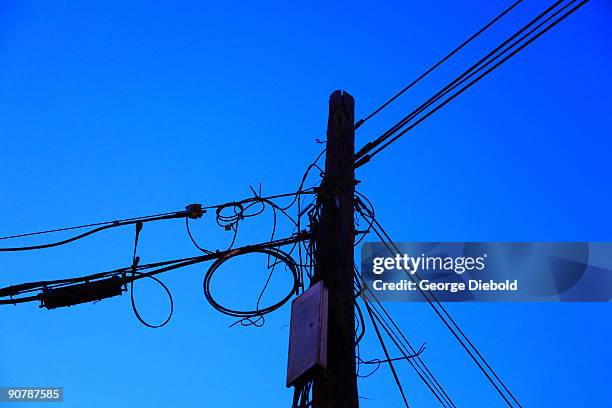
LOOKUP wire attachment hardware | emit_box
[185,203,205,219]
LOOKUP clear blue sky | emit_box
[1,0,610,406]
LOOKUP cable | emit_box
[355,0,523,129]
[365,292,456,408]
[0,212,186,252]
[354,0,589,169]
[0,210,183,241]
[0,233,310,305]
[364,300,410,407]
[293,0,588,194]
[0,190,315,246]
[185,217,214,254]
[355,267,456,408]
[202,247,299,321]
[358,344,426,366]
[354,0,566,162]
[310,178,452,406]
[360,203,519,407]
[130,271,174,329]
[128,222,174,329]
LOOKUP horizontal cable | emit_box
[0,232,310,305]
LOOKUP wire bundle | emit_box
[324,0,590,185]
[355,193,522,407]
[202,247,299,324]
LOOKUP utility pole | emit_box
[312,90,359,407]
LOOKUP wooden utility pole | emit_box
[312,90,359,407]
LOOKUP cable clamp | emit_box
[185,203,205,219]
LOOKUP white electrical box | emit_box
[286,281,329,387]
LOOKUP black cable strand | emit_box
[0,211,185,241]
[364,300,410,408]
[0,294,41,305]
[130,271,174,329]
[128,222,174,329]
[364,292,456,408]
[367,217,517,407]
[357,332,426,379]
[354,291,367,346]
[0,212,186,252]
[185,217,213,254]
[359,344,426,366]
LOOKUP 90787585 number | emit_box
[1,387,62,402]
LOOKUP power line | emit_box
[355,0,523,129]
[358,199,521,407]
[0,232,309,306]
[363,300,410,408]
[0,211,189,252]
[0,210,184,241]
[355,264,457,408]
[0,190,315,245]
[356,0,565,162]
[354,0,589,169]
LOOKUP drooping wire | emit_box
[130,271,175,329]
[128,222,174,329]
[185,217,213,255]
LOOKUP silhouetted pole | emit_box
[312,90,359,408]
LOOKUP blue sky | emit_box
[1,0,610,406]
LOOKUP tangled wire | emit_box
[184,151,326,328]
[203,246,300,327]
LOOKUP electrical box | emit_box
[41,276,123,310]
[286,281,328,388]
